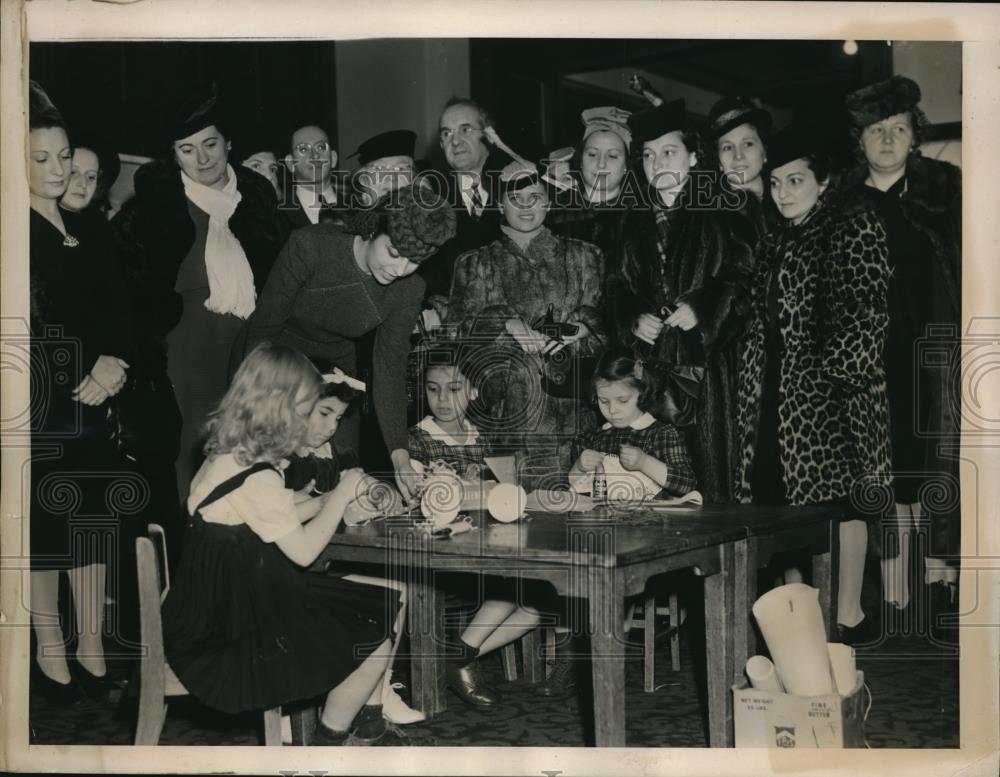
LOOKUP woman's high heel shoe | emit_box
[31,662,83,704]
[70,655,114,701]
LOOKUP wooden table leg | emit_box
[522,627,544,684]
[587,566,626,747]
[289,706,317,746]
[704,542,735,747]
[409,572,447,716]
[732,538,752,687]
[813,519,839,638]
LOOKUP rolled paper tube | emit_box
[745,655,785,693]
[751,583,835,696]
[827,642,858,696]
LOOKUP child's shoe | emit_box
[381,669,426,724]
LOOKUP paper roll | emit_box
[487,483,527,523]
[751,583,834,696]
[745,655,785,693]
[827,642,858,695]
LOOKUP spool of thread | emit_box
[593,462,607,501]
[745,655,785,693]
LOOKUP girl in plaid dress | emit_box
[570,349,697,499]
[408,342,542,708]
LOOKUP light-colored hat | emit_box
[581,106,632,148]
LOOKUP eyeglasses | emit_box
[293,141,331,157]
[439,125,483,144]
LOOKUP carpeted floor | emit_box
[27,567,959,748]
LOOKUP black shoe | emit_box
[30,662,84,704]
[536,655,578,698]
[69,656,115,701]
[836,616,879,647]
[351,704,387,743]
[446,658,500,707]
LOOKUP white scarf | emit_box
[181,165,257,319]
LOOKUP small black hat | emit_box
[845,75,922,129]
[350,129,417,166]
[168,84,228,144]
[627,98,687,145]
[707,96,773,139]
[766,118,835,171]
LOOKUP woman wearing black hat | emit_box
[112,90,285,500]
[734,119,892,644]
[351,129,418,207]
[28,82,133,700]
[841,76,962,631]
[707,96,779,240]
[610,98,754,504]
[247,184,456,503]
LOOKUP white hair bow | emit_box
[322,367,367,392]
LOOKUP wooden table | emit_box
[312,503,840,747]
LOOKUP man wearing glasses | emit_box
[421,98,509,302]
[280,123,343,232]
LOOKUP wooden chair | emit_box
[625,592,681,692]
[134,524,282,746]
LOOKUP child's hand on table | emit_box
[619,445,647,471]
[577,448,604,472]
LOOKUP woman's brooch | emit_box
[62,233,79,248]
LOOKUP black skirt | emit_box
[162,515,400,714]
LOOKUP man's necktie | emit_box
[469,186,484,218]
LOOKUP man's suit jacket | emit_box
[420,154,509,300]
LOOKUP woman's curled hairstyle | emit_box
[342,182,456,264]
[591,348,659,414]
[204,342,322,465]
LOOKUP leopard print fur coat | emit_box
[734,195,892,507]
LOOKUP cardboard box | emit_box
[732,670,867,748]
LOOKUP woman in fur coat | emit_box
[734,120,892,645]
[609,99,755,504]
[112,91,285,500]
[842,76,962,630]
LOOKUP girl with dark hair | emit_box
[28,81,132,700]
[609,98,754,505]
[569,349,697,500]
[246,183,456,503]
[734,119,892,645]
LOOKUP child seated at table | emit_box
[162,343,415,746]
[408,341,541,708]
[282,362,423,725]
[569,349,697,500]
